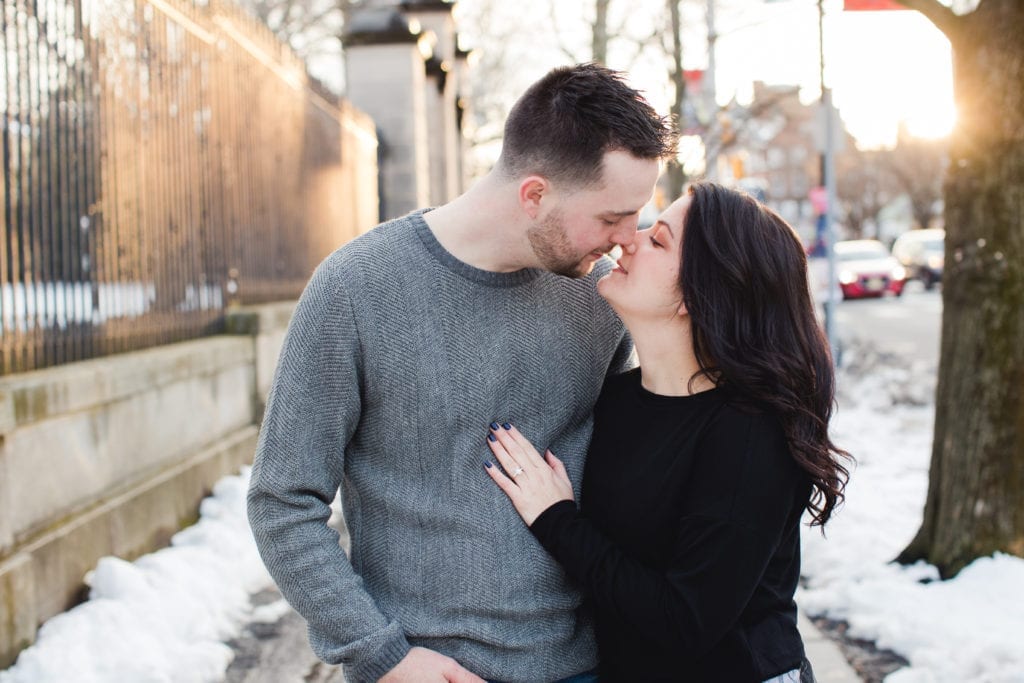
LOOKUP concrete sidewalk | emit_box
[800,612,862,682]
[225,590,862,683]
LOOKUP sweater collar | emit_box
[411,209,544,288]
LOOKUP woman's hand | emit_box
[484,422,575,526]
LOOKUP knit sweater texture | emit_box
[247,209,632,683]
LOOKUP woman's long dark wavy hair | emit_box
[680,182,851,527]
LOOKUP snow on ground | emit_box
[0,474,274,683]
[2,343,1023,682]
[799,345,1024,683]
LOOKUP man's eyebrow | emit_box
[603,209,640,217]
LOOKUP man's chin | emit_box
[542,258,590,279]
[561,261,597,279]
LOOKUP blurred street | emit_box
[835,283,943,368]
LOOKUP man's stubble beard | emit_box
[526,209,594,279]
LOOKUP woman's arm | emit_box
[484,417,804,659]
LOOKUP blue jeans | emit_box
[764,658,817,683]
[557,673,599,683]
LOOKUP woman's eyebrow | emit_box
[655,220,675,238]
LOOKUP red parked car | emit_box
[834,239,907,299]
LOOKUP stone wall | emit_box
[0,302,296,668]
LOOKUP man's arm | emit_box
[247,260,412,682]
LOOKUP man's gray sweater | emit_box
[247,210,631,683]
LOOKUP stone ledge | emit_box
[0,337,254,434]
[0,426,258,669]
[225,301,297,337]
[1,360,254,554]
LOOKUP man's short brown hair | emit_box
[497,63,678,188]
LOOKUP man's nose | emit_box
[611,216,639,246]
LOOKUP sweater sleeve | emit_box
[528,411,803,659]
[606,328,637,377]
[247,259,411,683]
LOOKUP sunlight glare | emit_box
[830,9,954,147]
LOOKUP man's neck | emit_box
[422,174,536,273]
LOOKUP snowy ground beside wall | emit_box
[0,474,276,683]
[799,346,1024,683]
[2,345,1023,682]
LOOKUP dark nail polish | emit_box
[502,422,512,430]
[484,460,493,469]
[489,422,499,430]
[487,433,497,442]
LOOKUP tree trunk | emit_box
[665,0,686,200]
[592,0,611,65]
[897,0,1024,578]
[911,195,935,230]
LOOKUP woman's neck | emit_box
[626,317,715,397]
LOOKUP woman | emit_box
[484,182,850,682]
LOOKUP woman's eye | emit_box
[649,236,662,248]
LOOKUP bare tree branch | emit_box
[896,0,962,39]
[549,2,584,63]
[277,0,301,35]
[283,5,344,39]
[616,25,666,71]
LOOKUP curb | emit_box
[799,612,862,682]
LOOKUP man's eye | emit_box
[602,218,618,226]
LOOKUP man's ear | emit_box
[519,176,548,219]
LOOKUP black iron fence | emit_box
[1,0,378,374]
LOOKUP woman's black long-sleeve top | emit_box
[530,369,811,682]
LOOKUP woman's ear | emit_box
[676,301,688,317]
[519,176,547,219]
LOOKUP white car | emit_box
[834,240,907,299]
[892,229,945,290]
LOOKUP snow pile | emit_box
[799,349,1024,683]
[0,471,272,683]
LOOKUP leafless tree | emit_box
[836,149,897,239]
[460,0,694,190]
[235,0,363,86]
[885,126,948,230]
[892,0,1023,578]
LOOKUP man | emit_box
[248,63,677,683]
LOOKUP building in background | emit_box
[719,81,855,244]
[344,0,471,220]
